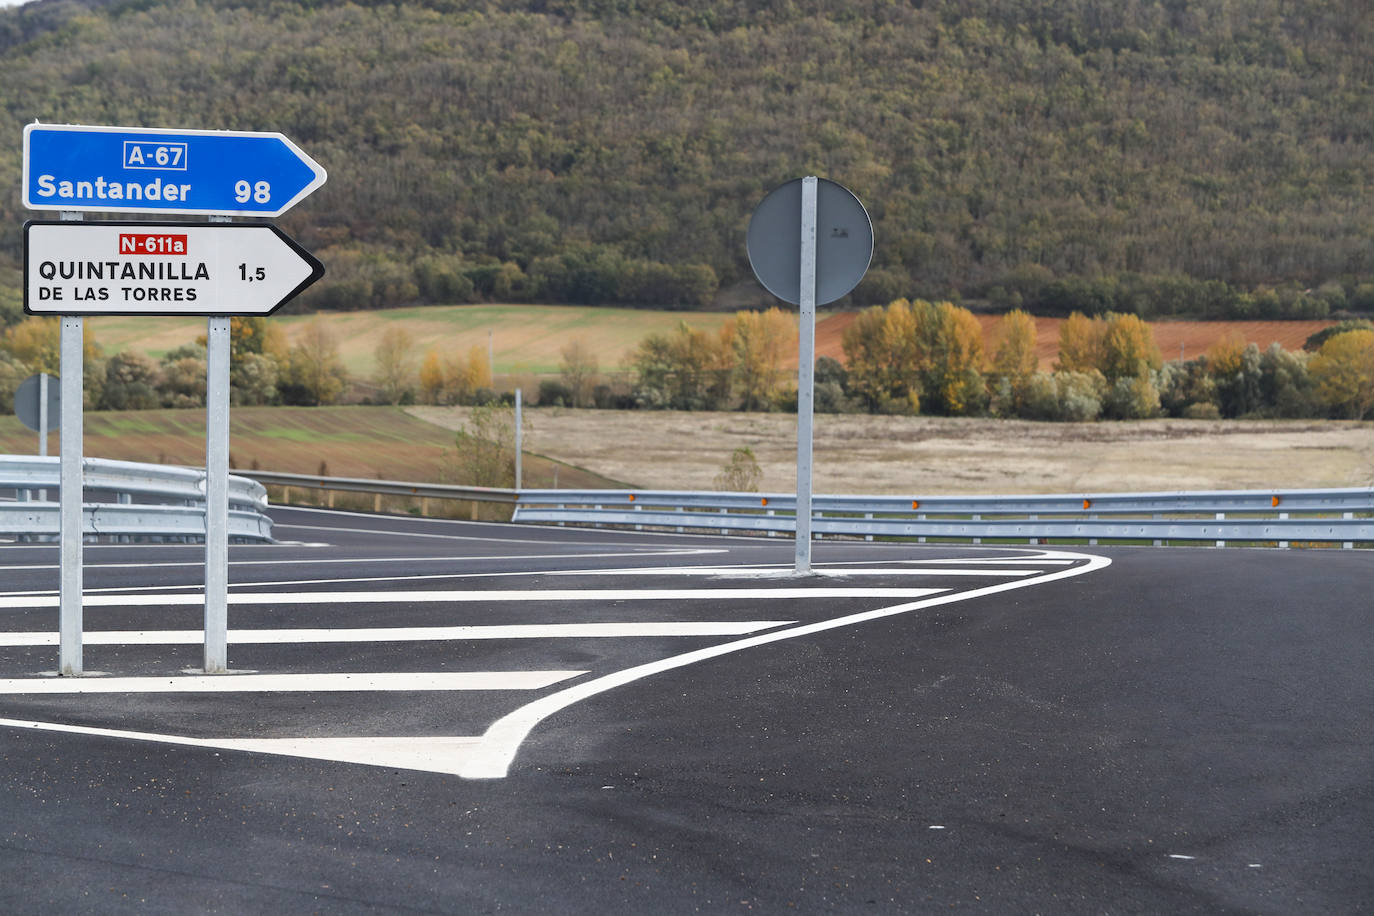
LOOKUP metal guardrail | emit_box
[0,455,273,542]
[512,486,1374,548]
[15,454,1363,549]
[235,469,518,514]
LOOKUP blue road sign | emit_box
[22,123,327,218]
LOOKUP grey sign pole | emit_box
[204,316,230,673]
[794,178,818,574]
[38,372,49,457]
[58,211,84,676]
[746,176,871,576]
[514,387,523,491]
[204,217,231,673]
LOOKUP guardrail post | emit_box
[1344,511,1353,549]
[117,491,132,544]
[1279,512,1289,548]
[1215,511,1225,548]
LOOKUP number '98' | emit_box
[234,181,271,204]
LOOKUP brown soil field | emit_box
[409,407,1374,496]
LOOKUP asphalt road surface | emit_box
[1,507,1370,913]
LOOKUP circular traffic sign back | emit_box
[746,178,874,306]
[14,373,60,433]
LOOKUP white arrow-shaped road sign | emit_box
[23,221,324,316]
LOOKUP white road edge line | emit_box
[0,547,727,574]
[0,671,584,694]
[0,621,796,647]
[0,587,948,609]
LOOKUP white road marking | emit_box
[0,671,583,694]
[1168,855,1197,861]
[457,550,1110,778]
[0,550,1110,779]
[0,717,486,776]
[903,558,1076,566]
[555,566,1035,578]
[0,547,725,574]
[270,522,652,545]
[0,562,1028,599]
[0,621,794,647]
[0,586,947,610]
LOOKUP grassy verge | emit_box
[0,406,627,494]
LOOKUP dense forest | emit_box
[2,0,1373,325]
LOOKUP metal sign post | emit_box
[794,178,818,573]
[514,388,523,491]
[38,373,49,457]
[746,177,873,575]
[56,211,84,676]
[24,122,325,676]
[204,313,230,673]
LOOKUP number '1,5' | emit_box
[238,264,266,282]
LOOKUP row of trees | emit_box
[0,316,352,414]
[6,305,1372,421]
[623,303,1374,421]
[835,303,1374,421]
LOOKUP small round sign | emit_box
[746,178,874,306]
[14,373,60,433]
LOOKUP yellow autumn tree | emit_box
[924,302,987,415]
[726,307,796,411]
[1100,313,1162,381]
[443,345,492,404]
[993,310,1039,381]
[1205,331,1248,378]
[2,316,61,374]
[418,349,444,404]
[841,303,900,410]
[1055,311,1106,374]
[840,299,926,413]
[1309,330,1374,419]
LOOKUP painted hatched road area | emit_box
[0,510,1105,779]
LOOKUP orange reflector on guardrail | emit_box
[627,494,635,501]
[1083,499,1092,510]
[761,497,768,506]
[911,500,919,510]
[1272,495,1280,507]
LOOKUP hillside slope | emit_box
[3,0,1372,322]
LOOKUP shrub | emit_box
[1182,402,1222,420]
[713,446,763,492]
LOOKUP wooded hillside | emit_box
[2,0,1372,322]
